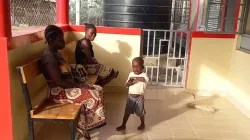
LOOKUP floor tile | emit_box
[168,121,192,130]
[147,126,173,139]
[219,131,249,140]
[171,129,198,139]
[195,130,222,139]
[191,122,215,131]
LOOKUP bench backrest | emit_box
[17,59,42,113]
[17,59,41,84]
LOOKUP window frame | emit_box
[199,0,249,34]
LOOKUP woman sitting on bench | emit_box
[75,23,119,86]
[39,25,105,139]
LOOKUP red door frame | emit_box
[0,0,13,139]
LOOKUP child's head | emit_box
[132,57,144,75]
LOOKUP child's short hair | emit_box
[132,57,145,69]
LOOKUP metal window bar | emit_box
[166,0,176,86]
[142,0,190,87]
[204,0,249,34]
[205,0,222,32]
[240,0,249,34]
[236,1,248,34]
[142,29,190,87]
[173,0,190,30]
[69,0,103,26]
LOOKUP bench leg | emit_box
[69,121,75,140]
[28,120,35,140]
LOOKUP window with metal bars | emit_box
[241,0,250,35]
[200,0,249,34]
[240,0,250,51]
[172,0,191,31]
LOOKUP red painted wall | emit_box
[0,37,13,140]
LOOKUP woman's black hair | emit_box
[45,31,60,44]
[84,23,96,31]
[44,25,63,44]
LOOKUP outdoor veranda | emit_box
[1,0,250,140]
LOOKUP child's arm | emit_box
[133,77,146,82]
[132,74,149,83]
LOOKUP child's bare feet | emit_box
[137,124,145,130]
[116,125,126,131]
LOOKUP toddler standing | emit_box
[116,57,149,131]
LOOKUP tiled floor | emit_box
[36,87,250,140]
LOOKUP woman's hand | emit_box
[88,57,98,64]
[70,64,88,77]
[87,84,95,90]
[78,66,88,76]
[80,83,95,90]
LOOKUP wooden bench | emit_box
[17,50,98,140]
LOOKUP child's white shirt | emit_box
[126,72,149,95]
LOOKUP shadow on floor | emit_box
[89,88,219,140]
[35,88,223,140]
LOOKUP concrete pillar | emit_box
[56,0,69,25]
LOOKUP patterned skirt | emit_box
[48,85,106,130]
[85,61,118,81]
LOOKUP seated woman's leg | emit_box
[96,69,118,86]
[86,63,119,86]
[75,105,91,139]
[48,85,105,138]
[76,85,106,130]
